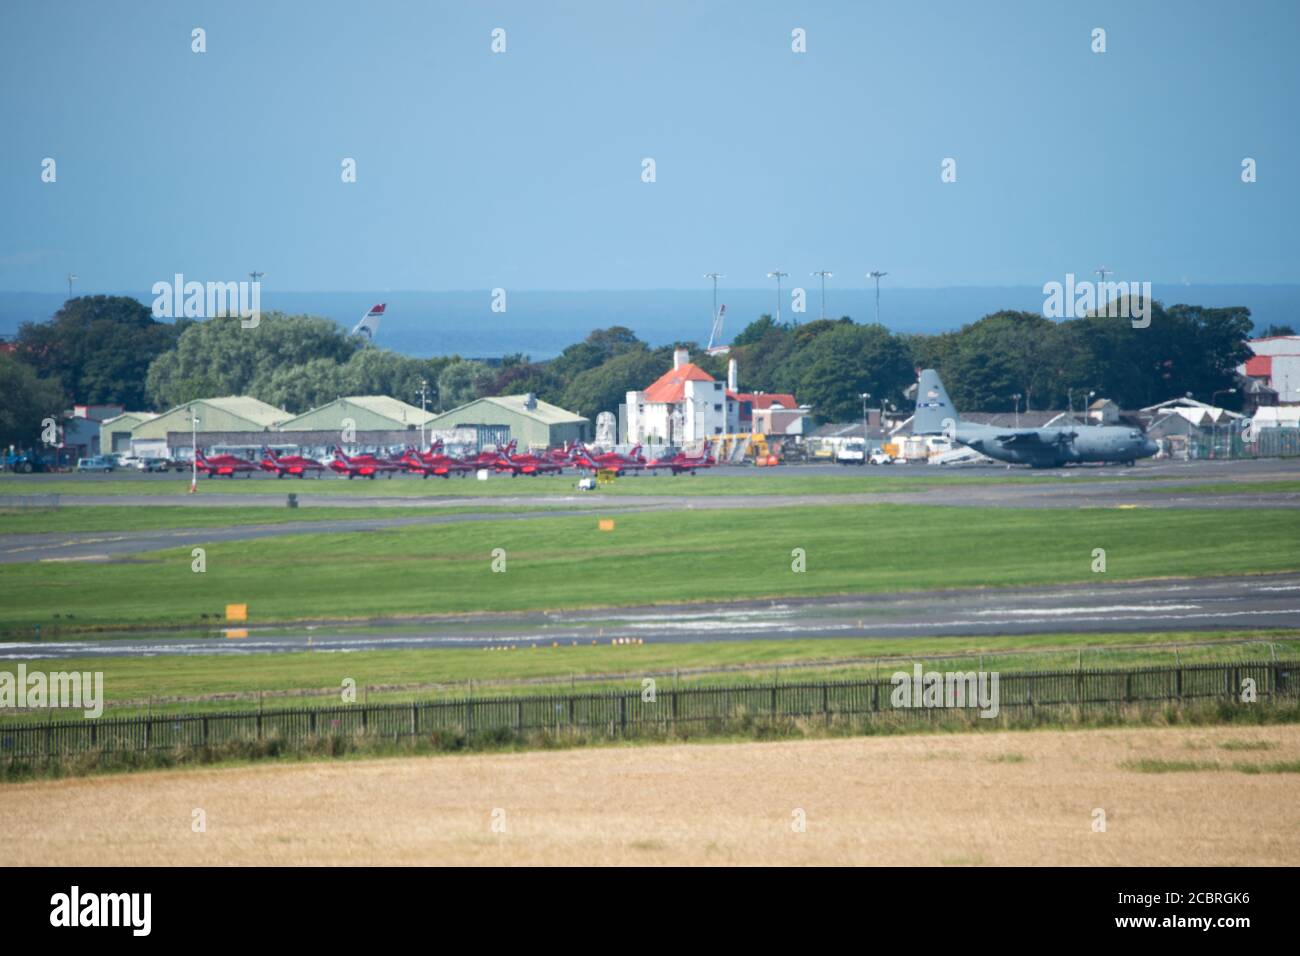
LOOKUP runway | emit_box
[7,572,1298,659]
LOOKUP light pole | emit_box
[189,411,201,494]
[1011,393,1021,429]
[416,379,430,449]
[860,392,871,450]
[811,271,832,320]
[1211,387,1236,408]
[766,271,788,324]
[867,271,887,324]
[66,274,78,299]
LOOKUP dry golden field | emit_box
[3,724,1298,866]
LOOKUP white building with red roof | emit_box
[1239,335,1300,407]
[625,348,731,444]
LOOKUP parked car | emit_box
[868,450,897,465]
[76,456,115,473]
[137,457,169,472]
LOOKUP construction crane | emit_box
[706,303,729,355]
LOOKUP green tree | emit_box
[561,348,668,419]
[146,312,357,409]
[0,353,65,449]
[437,359,495,409]
[15,296,182,408]
[778,323,912,421]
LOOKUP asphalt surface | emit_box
[2,458,1298,565]
[7,572,1299,659]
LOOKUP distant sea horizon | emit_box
[2,285,1295,360]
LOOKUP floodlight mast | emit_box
[812,271,833,320]
[1095,266,1113,315]
[868,271,888,324]
[66,274,78,298]
[766,271,788,324]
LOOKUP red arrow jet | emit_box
[396,445,475,479]
[645,447,717,475]
[260,446,326,478]
[571,442,646,475]
[329,446,402,479]
[194,449,258,478]
[494,441,565,476]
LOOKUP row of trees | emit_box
[2,294,1266,448]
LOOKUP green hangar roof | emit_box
[130,397,288,439]
[436,395,588,426]
[278,396,438,432]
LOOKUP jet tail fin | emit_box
[913,369,959,435]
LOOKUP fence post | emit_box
[1176,667,1183,702]
[202,716,209,745]
[410,702,418,737]
[619,695,627,735]
[144,717,151,751]
[516,700,523,733]
[822,683,829,724]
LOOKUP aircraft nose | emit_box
[1144,438,1159,456]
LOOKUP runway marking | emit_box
[972,604,1201,616]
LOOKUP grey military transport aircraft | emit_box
[912,369,1159,467]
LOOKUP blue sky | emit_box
[1,0,1296,293]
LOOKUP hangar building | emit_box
[425,394,589,451]
[129,396,287,458]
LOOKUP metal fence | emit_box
[1188,425,1300,459]
[2,660,1295,761]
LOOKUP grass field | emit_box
[2,629,1294,723]
[2,503,1298,635]
[4,724,1296,864]
[0,504,567,535]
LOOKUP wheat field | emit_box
[3,724,1298,866]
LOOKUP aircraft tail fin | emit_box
[350,303,385,340]
[913,369,959,435]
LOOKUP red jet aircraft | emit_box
[494,442,565,476]
[260,446,326,478]
[645,447,717,475]
[329,446,403,479]
[571,442,647,475]
[194,449,258,478]
[396,445,475,479]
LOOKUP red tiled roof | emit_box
[734,392,798,410]
[1245,356,1272,377]
[643,363,714,403]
